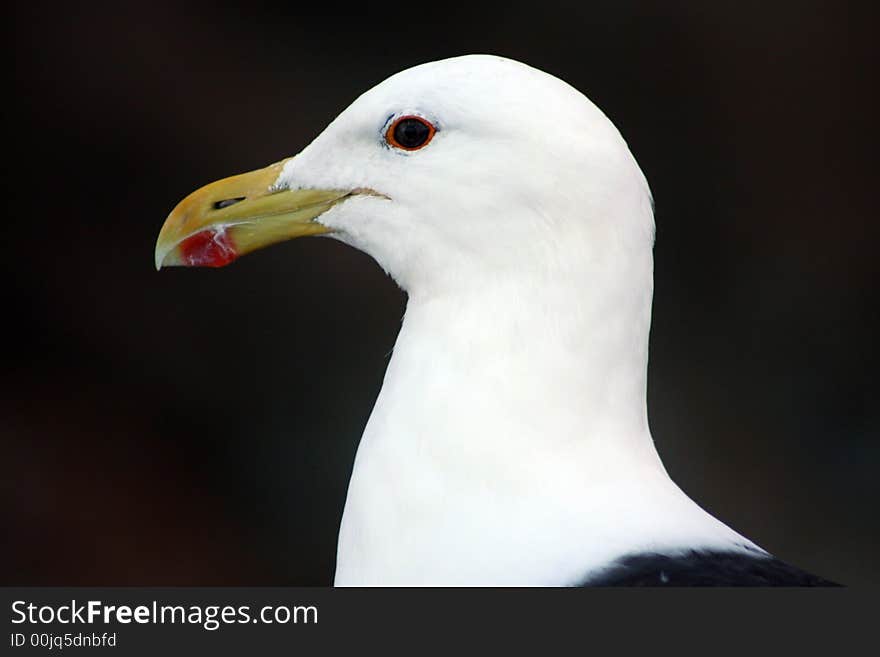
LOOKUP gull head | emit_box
[155,54,654,296]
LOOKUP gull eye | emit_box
[386,115,436,151]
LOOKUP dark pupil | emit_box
[394,118,429,148]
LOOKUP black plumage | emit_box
[580,551,840,586]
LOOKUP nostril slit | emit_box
[213,197,246,210]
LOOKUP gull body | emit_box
[157,55,833,586]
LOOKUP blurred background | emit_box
[6,1,877,585]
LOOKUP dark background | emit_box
[6,1,877,585]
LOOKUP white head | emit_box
[274,54,655,295]
[158,55,653,298]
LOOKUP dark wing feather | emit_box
[579,551,840,587]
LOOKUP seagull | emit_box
[155,55,836,586]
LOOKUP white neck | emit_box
[333,258,758,586]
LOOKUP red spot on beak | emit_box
[178,229,238,267]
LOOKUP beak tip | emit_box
[154,241,177,270]
[154,243,166,271]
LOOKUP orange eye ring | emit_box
[385,115,436,151]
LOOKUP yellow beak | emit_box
[154,158,351,269]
